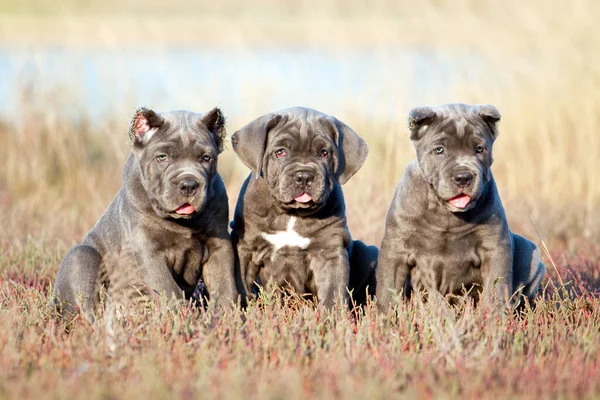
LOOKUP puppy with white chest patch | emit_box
[376,103,546,310]
[231,107,378,308]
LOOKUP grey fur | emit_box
[52,108,237,322]
[231,107,377,308]
[376,103,545,310]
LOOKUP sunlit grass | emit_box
[1,248,598,398]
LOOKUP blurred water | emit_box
[0,47,483,120]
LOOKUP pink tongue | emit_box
[175,204,195,215]
[294,193,313,203]
[449,194,472,209]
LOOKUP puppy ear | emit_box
[408,106,437,140]
[325,117,369,185]
[231,113,283,177]
[129,107,164,146]
[200,107,226,153]
[476,104,501,139]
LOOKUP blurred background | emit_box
[0,0,599,264]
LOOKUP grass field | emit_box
[1,0,599,398]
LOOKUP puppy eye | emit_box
[274,149,287,158]
[475,145,485,154]
[434,147,444,155]
[202,154,212,162]
[156,154,168,162]
[320,149,329,158]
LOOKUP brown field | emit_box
[1,0,599,398]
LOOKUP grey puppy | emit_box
[376,103,545,309]
[53,107,237,322]
[230,107,378,308]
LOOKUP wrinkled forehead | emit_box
[427,107,492,142]
[153,110,214,146]
[268,113,334,149]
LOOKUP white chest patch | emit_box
[260,217,311,257]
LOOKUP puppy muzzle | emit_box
[277,165,329,209]
[436,166,485,212]
[159,173,209,218]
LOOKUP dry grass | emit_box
[1,0,599,398]
[1,259,599,399]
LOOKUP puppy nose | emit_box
[293,171,314,187]
[179,180,199,196]
[453,171,474,187]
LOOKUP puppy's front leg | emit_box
[481,235,513,307]
[376,236,411,311]
[138,253,183,302]
[233,242,261,304]
[312,247,350,309]
[202,234,237,308]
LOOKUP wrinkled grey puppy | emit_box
[52,107,237,322]
[230,107,378,308]
[376,103,545,310]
